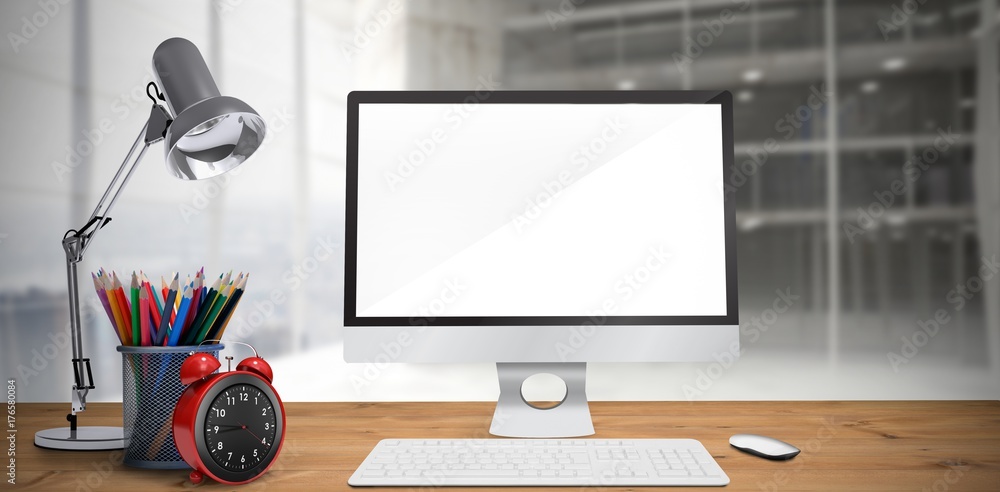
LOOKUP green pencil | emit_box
[207,274,247,341]
[192,288,229,345]
[130,272,140,346]
[186,274,222,344]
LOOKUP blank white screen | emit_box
[355,103,727,318]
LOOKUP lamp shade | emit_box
[152,38,266,180]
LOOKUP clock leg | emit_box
[189,470,204,485]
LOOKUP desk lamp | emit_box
[34,37,266,450]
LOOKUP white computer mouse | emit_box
[729,434,800,460]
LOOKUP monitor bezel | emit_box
[345,90,737,328]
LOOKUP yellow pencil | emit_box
[225,272,243,297]
[176,274,188,308]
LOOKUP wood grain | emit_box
[8,401,999,490]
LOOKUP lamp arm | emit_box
[77,139,151,259]
[61,105,171,427]
[78,104,171,258]
[78,122,147,244]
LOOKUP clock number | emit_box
[261,407,267,416]
[214,425,219,434]
[240,392,249,401]
[254,396,259,405]
[228,452,233,460]
[253,449,258,457]
[214,408,226,418]
[241,455,246,463]
[262,437,267,445]
[264,422,270,430]
[217,442,224,450]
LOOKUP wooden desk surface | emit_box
[9,401,1000,491]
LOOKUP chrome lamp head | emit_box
[152,37,266,180]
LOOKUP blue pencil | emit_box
[155,275,178,346]
[167,285,194,346]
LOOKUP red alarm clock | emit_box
[172,341,286,485]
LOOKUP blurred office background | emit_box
[1,0,998,402]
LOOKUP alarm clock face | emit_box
[194,373,284,483]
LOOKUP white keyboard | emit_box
[348,438,729,487]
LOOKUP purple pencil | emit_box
[92,272,122,344]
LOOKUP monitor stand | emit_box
[489,362,595,438]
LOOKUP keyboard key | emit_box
[658,469,690,477]
[439,470,520,478]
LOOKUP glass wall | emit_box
[1,0,997,402]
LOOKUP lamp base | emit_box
[35,426,124,451]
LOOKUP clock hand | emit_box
[211,423,247,434]
[236,421,270,447]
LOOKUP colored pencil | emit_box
[139,288,151,346]
[112,273,132,340]
[91,273,113,324]
[142,272,162,330]
[167,286,194,346]
[163,275,179,325]
[200,267,208,304]
[185,271,203,336]
[209,274,247,341]
[130,272,140,346]
[227,273,243,297]
[176,276,186,309]
[184,275,222,344]
[103,275,128,345]
[185,275,222,345]
[100,268,131,345]
[205,272,240,338]
[139,272,163,322]
[192,287,229,345]
[92,273,122,344]
[156,275,178,346]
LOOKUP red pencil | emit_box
[112,272,132,337]
[161,276,169,304]
[142,275,162,329]
[185,271,203,338]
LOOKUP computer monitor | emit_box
[345,90,738,437]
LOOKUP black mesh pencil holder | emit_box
[117,344,223,469]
